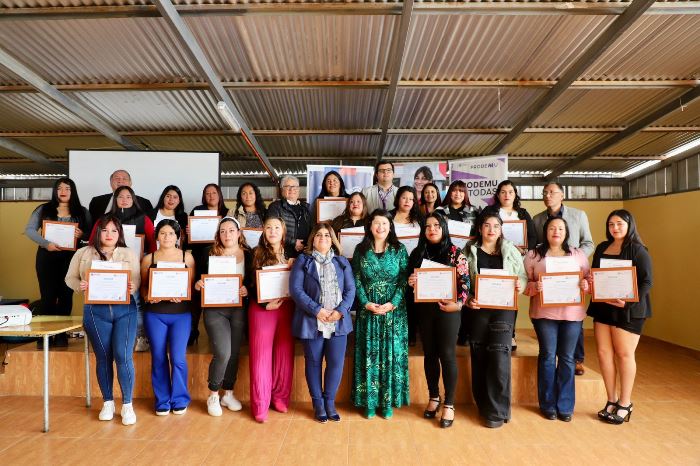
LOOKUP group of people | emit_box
[24,163,652,430]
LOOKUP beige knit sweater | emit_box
[65,246,141,293]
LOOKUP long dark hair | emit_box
[473,212,503,253]
[110,186,143,222]
[442,180,471,209]
[420,182,442,215]
[318,170,349,198]
[201,183,228,216]
[534,217,572,261]
[410,212,453,267]
[235,182,266,217]
[155,185,185,217]
[40,177,87,226]
[492,180,522,210]
[392,186,421,224]
[253,216,288,269]
[90,214,127,261]
[605,209,645,251]
[355,209,402,257]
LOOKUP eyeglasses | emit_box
[283,185,300,190]
[377,168,393,174]
[542,191,563,197]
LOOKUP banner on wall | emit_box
[306,165,375,205]
[394,162,449,194]
[449,154,508,209]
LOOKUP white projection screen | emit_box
[69,150,220,214]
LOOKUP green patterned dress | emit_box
[351,244,410,410]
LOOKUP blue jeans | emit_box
[145,312,191,411]
[302,334,347,408]
[532,318,580,415]
[83,301,137,403]
[574,322,585,363]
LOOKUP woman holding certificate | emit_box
[25,177,90,347]
[140,220,196,416]
[464,213,526,428]
[231,182,266,229]
[588,210,652,425]
[290,223,355,423]
[194,217,252,417]
[434,180,479,231]
[352,210,409,419]
[389,186,422,228]
[318,170,350,199]
[148,185,188,247]
[331,192,369,232]
[65,214,140,425]
[523,217,590,422]
[248,217,295,423]
[407,213,470,428]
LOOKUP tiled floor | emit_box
[0,334,698,465]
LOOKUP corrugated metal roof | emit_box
[0,93,92,132]
[0,162,67,176]
[576,158,649,173]
[257,135,379,157]
[533,88,685,127]
[602,130,700,156]
[583,15,700,80]
[229,88,385,130]
[653,98,700,127]
[509,132,611,156]
[187,15,397,82]
[0,18,201,85]
[137,134,252,158]
[19,135,119,159]
[384,133,502,157]
[391,88,546,129]
[68,90,224,131]
[402,14,612,81]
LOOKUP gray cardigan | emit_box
[532,204,595,257]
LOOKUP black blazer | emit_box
[89,193,154,228]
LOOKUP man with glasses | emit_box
[267,175,311,258]
[88,169,153,229]
[362,161,398,212]
[533,182,594,376]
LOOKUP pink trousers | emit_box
[248,299,295,421]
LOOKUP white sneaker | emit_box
[134,336,150,352]
[207,394,223,417]
[220,392,242,412]
[172,406,187,415]
[99,401,115,421]
[121,403,137,426]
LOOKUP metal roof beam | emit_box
[2,2,700,20]
[376,0,415,162]
[546,85,700,179]
[491,0,657,155]
[153,0,278,183]
[0,138,65,170]
[0,47,143,150]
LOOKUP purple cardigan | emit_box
[290,253,355,339]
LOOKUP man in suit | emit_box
[361,161,398,213]
[532,182,594,376]
[88,169,153,227]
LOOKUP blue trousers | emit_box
[574,321,585,363]
[83,301,137,403]
[145,312,191,411]
[302,334,347,407]
[532,318,580,415]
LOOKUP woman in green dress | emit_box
[352,209,410,419]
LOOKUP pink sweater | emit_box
[524,248,591,321]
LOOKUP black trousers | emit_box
[469,308,515,421]
[35,248,74,316]
[204,308,245,391]
[418,304,460,405]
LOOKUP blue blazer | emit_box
[290,253,355,339]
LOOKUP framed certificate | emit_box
[85,270,130,305]
[201,274,243,308]
[241,228,263,248]
[502,220,527,248]
[591,267,639,302]
[338,231,364,259]
[414,268,456,303]
[450,235,474,249]
[208,256,238,275]
[545,256,579,273]
[125,234,144,258]
[42,220,78,250]
[316,198,347,223]
[539,272,583,307]
[475,274,518,310]
[148,268,192,301]
[188,216,220,243]
[256,267,291,303]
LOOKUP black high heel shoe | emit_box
[423,397,441,419]
[606,402,633,424]
[597,400,618,421]
[439,405,454,429]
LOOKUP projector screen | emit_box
[69,150,220,214]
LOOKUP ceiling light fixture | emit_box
[216,101,241,133]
